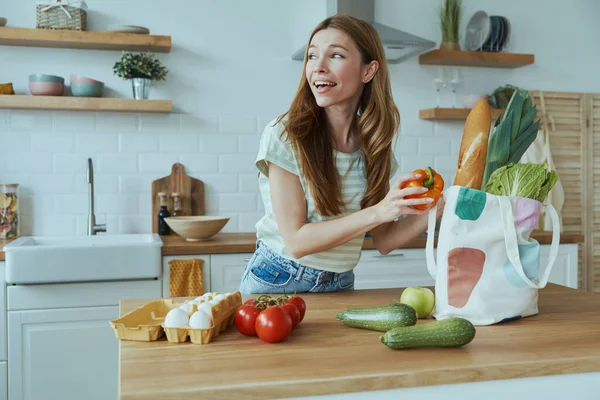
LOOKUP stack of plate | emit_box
[465,11,510,52]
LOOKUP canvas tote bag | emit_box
[425,185,561,325]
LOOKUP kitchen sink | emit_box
[4,233,163,284]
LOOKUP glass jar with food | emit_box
[0,183,19,239]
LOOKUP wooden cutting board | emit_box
[151,163,204,234]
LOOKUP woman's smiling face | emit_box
[306,28,368,109]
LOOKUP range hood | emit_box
[292,0,436,64]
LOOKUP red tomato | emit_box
[255,307,293,343]
[280,302,301,329]
[234,305,261,336]
[285,296,307,322]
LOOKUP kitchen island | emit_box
[118,284,600,399]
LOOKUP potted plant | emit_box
[438,0,462,51]
[113,51,168,99]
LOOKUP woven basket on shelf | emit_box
[36,3,87,31]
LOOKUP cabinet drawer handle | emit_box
[372,253,404,258]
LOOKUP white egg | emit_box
[194,296,205,302]
[179,303,195,316]
[164,308,189,328]
[197,302,213,319]
[214,294,226,302]
[208,299,220,307]
[189,310,212,329]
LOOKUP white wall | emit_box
[1,0,598,236]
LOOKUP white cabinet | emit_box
[0,262,6,361]
[543,243,578,289]
[0,361,6,400]
[6,279,160,400]
[354,249,434,290]
[8,307,119,400]
[162,255,211,296]
[211,253,253,294]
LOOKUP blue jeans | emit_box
[238,241,355,294]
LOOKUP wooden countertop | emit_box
[0,231,585,260]
[159,230,584,256]
[118,284,600,399]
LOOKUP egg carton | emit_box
[109,292,230,342]
[162,291,243,345]
[110,298,182,342]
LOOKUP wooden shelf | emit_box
[419,107,505,121]
[0,27,171,53]
[419,49,534,68]
[0,95,172,113]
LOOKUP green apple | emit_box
[400,286,435,318]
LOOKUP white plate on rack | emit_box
[465,11,491,51]
[107,25,150,34]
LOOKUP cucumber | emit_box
[336,303,417,332]
[380,317,476,350]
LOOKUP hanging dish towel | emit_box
[520,91,565,231]
[169,259,204,297]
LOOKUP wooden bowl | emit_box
[164,216,229,241]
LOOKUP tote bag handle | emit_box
[425,203,438,279]
[498,196,560,289]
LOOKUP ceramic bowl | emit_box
[164,216,230,241]
[29,81,65,96]
[29,74,64,83]
[70,74,104,85]
[463,94,486,108]
[0,17,7,27]
[71,83,104,97]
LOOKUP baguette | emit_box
[453,98,491,189]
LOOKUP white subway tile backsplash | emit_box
[0,111,7,132]
[239,213,262,233]
[139,154,179,173]
[119,134,159,153]
[221,214,239,233]
[140,114,180,133]
[98,154,138,173]
[395,137,418,155]
[8,111,52,131]
[0,132,31,152]
[218,194,256,212]
[180,114,218,134]
[96,113,139,133]
[76,133,118,153]
[96,194,139,214]
[30,175,75,194]
[31,132,74,153]
[434,155,459,173]
[75,174,118,194]
[179,155,218,173]
[239,174,258,192]
[52,111,96,132]
[53,153,90,174]
[54,194,88,215]
[137,195,152,215]
[119,175,155,194]
[200,174,238,193]
[238,135,260,154]
[218,116,259,135]
[3,153,53,173]
[118,215,151,234]
[31,215,77,236]
[200,135,237,153]
[159,134,199,153]
[401,155,434,173]
[21,195,54,217]
[418,137,451,155]
[219,154,255,173]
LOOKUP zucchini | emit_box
[380,317,476,350]
[336,303,417,332]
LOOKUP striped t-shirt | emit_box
[254,118,398,273]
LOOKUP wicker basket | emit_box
[36,2,87,31]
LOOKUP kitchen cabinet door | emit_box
[543,243,578,289]
[210,253,254,294]
[0,361,6,400]
[8,306,119,400]
[354,249,434,290]
[162,255,211,296]
[0,262,6,361]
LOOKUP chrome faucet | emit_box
[87,158,106,235]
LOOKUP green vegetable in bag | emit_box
[483,162,559,203]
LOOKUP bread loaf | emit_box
[453,98,491,189]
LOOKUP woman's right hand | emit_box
[374,172,434,223]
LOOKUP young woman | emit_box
[239,15,444,294]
